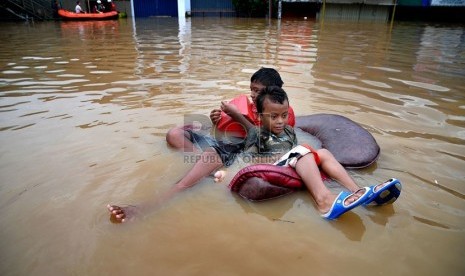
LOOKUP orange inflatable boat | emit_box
[58,9,118,20]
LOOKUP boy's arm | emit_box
[220,101,254,130]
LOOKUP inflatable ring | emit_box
[229,164,303,201]
[229,114,380,201]
[296,114,380,169]
[229,163,329,201]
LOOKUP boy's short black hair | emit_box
[251,67,284,88]
[256,86,289,114]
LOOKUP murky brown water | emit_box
[1,17,464,275]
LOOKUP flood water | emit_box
[0,17,464,275]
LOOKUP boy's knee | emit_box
[317,148,331,157]
[166,127,182,144]
[316,148,338,164]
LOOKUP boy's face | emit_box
[259,98,289,135]
[250,81,265,104]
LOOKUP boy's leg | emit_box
[175,148,224,190]
[317,148,398,207]
[166,127,198,152]
[294,154,336,213]
[294,154,366,214]
[108,148,223,223]
[317,149,360,193]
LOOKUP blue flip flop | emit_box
[322,187,371,220]
[363,178,402,206]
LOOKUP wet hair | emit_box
[256,86,289,114]
[250,67,284,88]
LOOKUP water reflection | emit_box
[0,18,464,276]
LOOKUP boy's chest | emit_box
[258,130,294,153]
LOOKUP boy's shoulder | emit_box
[255,125,294,135]
[284,125,295,134]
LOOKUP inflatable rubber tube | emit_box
[296,114,380,169]
[229,164,329,202]
[229,164,303,201]
[229,114,380,201]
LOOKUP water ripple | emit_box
[12,79,89,86]
[0,18,464,276]
[390,77,450,92]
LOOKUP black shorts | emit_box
[186,129,245,167]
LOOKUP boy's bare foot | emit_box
[107,204,138,223]
[213,170,226,183]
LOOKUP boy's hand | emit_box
[221,101,240,116]
[220,101,254,130]
[210,109,222,125]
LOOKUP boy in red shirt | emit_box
[108,68,296,222]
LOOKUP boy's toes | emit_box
[107,204,127,223]
[110,210,126,223]
[108,205,124,214]
[111,209,122,215]
[107,204,117,211]
[116,213,125,219]
[344,189,366,205]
